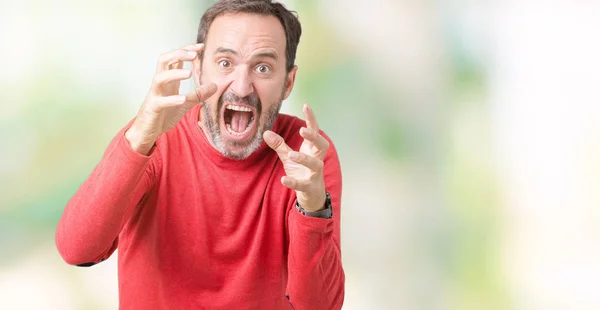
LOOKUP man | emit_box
[55,0,344,309]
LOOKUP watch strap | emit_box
[295,192,332,219]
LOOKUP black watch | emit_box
[295,192,332,219]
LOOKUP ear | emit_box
[282,65,298,100]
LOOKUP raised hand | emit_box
[125,43,217,155]
[263,104,330,212]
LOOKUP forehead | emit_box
[205,13,286,57]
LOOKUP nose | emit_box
[228,65,255,99]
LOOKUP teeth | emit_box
[225,123,252,136]
[226,105,252,112]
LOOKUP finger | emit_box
[281,176,311,192]
[174,44,204,70]
[302,103,320,133]
[263,130,293,159]
[152,69,192,89]
[181,43,205,51]
[157,46,204,72]
[185,83,217,104]
[299,127,329,154]
[191,55,201,87]
[171,58,184,70]
[158,50,196,72]
[288,151,324,172]
[149,95,188,111]
[167,44,197,70]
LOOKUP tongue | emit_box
[231,111,251,133]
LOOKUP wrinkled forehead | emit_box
[204,13,287,60]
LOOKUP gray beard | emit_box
[201,81,286,160]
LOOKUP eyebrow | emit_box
[255,51,278,61]
[214,47,278,61]
[214,47,238,56]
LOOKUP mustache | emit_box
[219,91,261,111]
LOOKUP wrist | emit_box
[299,191,327,213]
[125,126,156,155]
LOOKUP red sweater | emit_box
[55,104,345,309]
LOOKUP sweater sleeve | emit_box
[286,133,345,309]
[55,120,160,266]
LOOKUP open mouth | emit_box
[221,104,257,140]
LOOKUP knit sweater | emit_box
[55,104,345,309]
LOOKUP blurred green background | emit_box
[2,0,600,309]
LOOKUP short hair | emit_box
[196,0,302,72]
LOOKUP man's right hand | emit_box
[125,43,217,155]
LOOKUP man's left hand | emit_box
[263,103,330,212]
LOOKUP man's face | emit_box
[197,13,297,160]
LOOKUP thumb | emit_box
[263,130,292,158]
[186,82,217,104]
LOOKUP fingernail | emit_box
[300,128,308,135]
[289,151,298,160]
[187,51,197,57]
[263,130,274,140]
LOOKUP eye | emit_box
[218,59,231,68]
[255,64,271,74]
